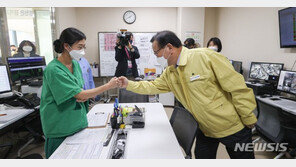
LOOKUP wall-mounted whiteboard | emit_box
[98,32,162,77]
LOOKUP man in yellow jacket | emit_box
[117,31,257,159]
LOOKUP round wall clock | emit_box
[123,10,136,24]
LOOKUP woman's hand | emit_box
[127,42,133,50]
[107,77,119,89]
[76,98,88,103]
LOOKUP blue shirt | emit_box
[78,57,95,90]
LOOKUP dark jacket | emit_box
[13,52,40,57]
[115,45,140,77]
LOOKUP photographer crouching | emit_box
[114,31,140,79]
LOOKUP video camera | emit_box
[117,30,132,47]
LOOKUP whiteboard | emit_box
[98,32,163,77]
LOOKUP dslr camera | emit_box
[117,31,132,47]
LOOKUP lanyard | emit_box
[125,47,131,60]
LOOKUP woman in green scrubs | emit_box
[40,28,118,158]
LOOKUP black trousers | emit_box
[195,127,255,159]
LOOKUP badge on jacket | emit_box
[190,75,200,81]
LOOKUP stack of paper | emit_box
[64,128,107,144]
[50,128,108,159]
[87,113,109,128]
[50,143,103,159]
[0,109,30,123]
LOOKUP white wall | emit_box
[55,7,77,38]
[204,7,218,46]
[216,7,296,78]
[178,7,205,47]
[55,7,206,64]
[75,7,178,63]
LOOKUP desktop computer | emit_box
[0,64,41,108]
[7,57,46,85]
[229,60,243,74]
[249,62,284,82]
[0,65,13,98]
[277,70,296,96]
[246,62,284,95]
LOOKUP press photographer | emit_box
[114,31,140,78]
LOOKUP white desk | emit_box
[159,92,175,107]
[256,96,296,115]
[0,108,35,130]
[50,103,184,159]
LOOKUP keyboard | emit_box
[270,97,281,101]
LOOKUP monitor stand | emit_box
[0,92,14,99]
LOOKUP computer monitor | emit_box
[0,65,12,97]
[277,70,296,95]
[249,62,284,81]
[7,57,46,83]
[230,60,243,74]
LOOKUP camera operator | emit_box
[114,32,140,78]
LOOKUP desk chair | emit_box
[118,88,149,103]
[279,110,296,158]
[170,106,198,159]
[254,99,285,158]
[0,143,13,158]
[16,112,45,158]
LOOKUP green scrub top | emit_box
[40,58,88,138]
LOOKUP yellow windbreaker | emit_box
[127,47,257,138]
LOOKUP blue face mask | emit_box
[130,40,133,44]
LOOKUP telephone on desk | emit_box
[0,93,40,109]
[18,93,40,109]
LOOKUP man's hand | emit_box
[117,76,128,88]
[245,123,256,129]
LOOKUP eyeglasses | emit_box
[153,47,163,55]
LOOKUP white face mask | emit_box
[208,46,218,52]
[156,46,169,68]
[69,46,85,61]
[23,46,32,52]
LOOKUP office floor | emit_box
[2,106,279,159]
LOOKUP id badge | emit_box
[190,75,200,81]
[128,60,132,68]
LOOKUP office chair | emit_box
[169,106,199,159]
[118,88,149,103]
[18,153,43,159]
[255,99,284,143]
[279,110,296,158]
[16,113,45,158]
[254,99,285,158]
[0,143,13,158]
